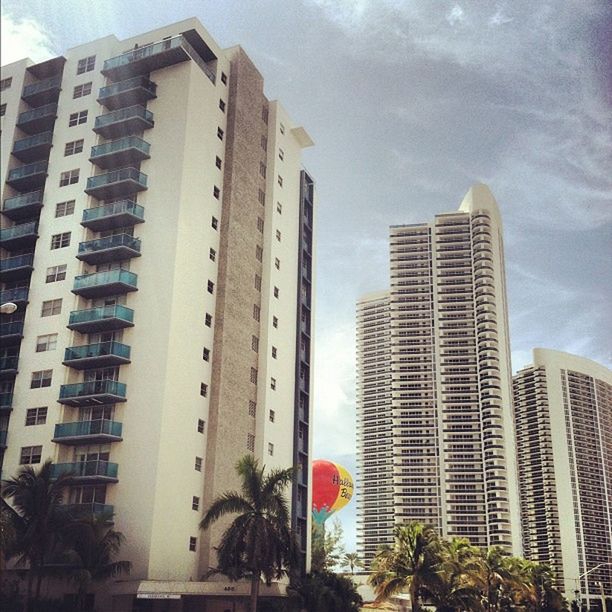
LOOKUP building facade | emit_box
[514,349,612,607]
[0,18,314,610]
[357,184,522,568]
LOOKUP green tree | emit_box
[342,552,364,575]
[311,518,345,572]
[289,571,363,612]
[199,455,295,612]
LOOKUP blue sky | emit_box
[2,0,611,552]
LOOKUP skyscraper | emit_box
[357,184,521,567]
[514,349,611,607]
[1,18,314,609]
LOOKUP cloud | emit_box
[1,9,57,64]
[446,4,467,27]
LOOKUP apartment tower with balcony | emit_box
[357,184,522,567]
[513,349,611,607]
[0,18,314,611]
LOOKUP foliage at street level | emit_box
[1,460,130,612]
[311,517,346,572]
[369,522,569,612]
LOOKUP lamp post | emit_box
[0,302,18,314]
[574,563,611,611]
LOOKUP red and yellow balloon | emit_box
[312,459,354,525]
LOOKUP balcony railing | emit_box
[77,233,141,265]
[0,287,29,305]
[97,75,157,110]
[68,304,134,333]
[51,460,119,482]
[2,190,44,220]
[0,221,38,251]
[0,254,35,281]
[72,269,138,299]
[21,75,62,105]
[0,321,24,338]
[0,356,19,374]
[58,379,127,406]
[12,131,54,163]
[16,103,58,134]
[0,392,14,411]
[85,167,148,200]
[63,341,131,369]
[81,200,145,231]
[0,430,7,448]
[90,136,151,169]
[93,105,154,138]
[6,161,48,191]
[53,419,123,443]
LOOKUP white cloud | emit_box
[1,9,56,65]
[446,4,467,27]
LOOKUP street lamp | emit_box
[0,302,18,314]
[574,563,611,611]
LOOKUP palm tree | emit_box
[368,522,442,612]
[343,552,364,575]
[476,546,515,612]
[289,571,363,611]
[1,460,73,611]
[199,455,295,612]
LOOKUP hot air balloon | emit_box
[312,459,354,526]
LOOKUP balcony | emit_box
[0,287,29,307]
[0,321,24,342]
[0,254,35,281]
[102,34,216,83]
[0,222,38,251]
[6,161,48,192]
[85,167,147,200]
[51,460,119,483]
[16,103,58,134]
[77,233,141,265]
[0,430,7,448]
[2,191,44,221]
[0,356,19,378]
[0,392,13,412]
[58,379,127,406]
[63,341,131,369]
[21,75,62,106]
[68,304,134,333]
[63,503,114,520]
[90,136,151,170]
[53,419,123,444]
[72,269,137,299]
[97,75,157,110]
[81,200,145,232]
[93,105,154,139]
[12,131,54,163]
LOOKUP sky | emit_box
[2,0,611,553]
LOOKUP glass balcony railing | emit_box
[59,379,127,404]
[81,200,144,231]
[90,136,150,169]
[97,75,157,110]
[68,304,134,332]
[0,321,24,337]
[0,356,19,371]
[22,75,62,102]
[93,105,154,138]
[2,190,44,220]
[72,269,138,298]
[16,103,58,134]
[7,161,49,182]
[51,460,119,480]
[63,341,131,368]
[77,233,141,264]
[85,167,147,199]
[63,503,115,518]
[0,287,29,304]
[0,430,7,447]
[0,222,38,247]
[54,419,123,440]
[1,254,35,280]
[0,392,14,410]
[12,131,54,162]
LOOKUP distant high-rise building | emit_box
[357,184,522,567]
[1,18,314,609]
[514,349,611,606]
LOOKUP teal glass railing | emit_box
[17,103,58,124]
[86,168,147,191]
[98,75,157,99]
[94,105,153,130]
[3,191,43,212]
[7,161,48,181]
[64,341,131,362]
[54,419,122,439]
[59,380,127,400]
[0,287,29,303]
[0,392,14,408]
[69,304,134,327]
[63,503,114,517]
[90,136,150,159]
[22,75,62,97]
[0,221,38,241]
[13,131,54,152]
[51,460,118,479]
[73,269,137,291]
[1,253,35,270]
[0,356,19,370]
[78,233,141,256]
[82,200,144,224]
[0,431,7,447]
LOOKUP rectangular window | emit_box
[189,536,197,551]
[205,313,213,327]
[270,377,276,390]
[257,217,264,233]
[251,336,259,353]
[250,368,258,384]
[195,457,202,472]
[25,407,48,426]
[73,82,92,98]
[213,186,220,199]
[215,156,222,169]
[68,110,88,126]
[20,445,42,465]
[31,370,53,389]
[41,299,62,317]
[254,275,261,291]
[272,346,277,359]
[209,248,216,262]
[0,103,6,116]
[211,217,218,230]
[258,189,265,205]
[219,99,226,112]
[279,148,284,161]
[261,135,267,151]
[217,127,224,140]
[247,433,255,452]
[248,400,256,417]
[51,232,71,249]
[272,316,278,328]
[59,169,79,186]
[280,123,285,134]
[0,77,12,91]
[274,257,280,270]
[269,410,275,423]
[259,162,266,178]
[197,419,205,434]
[64,139,84,156]
[192,496,200,511]
[46,264,67,283]
[276,230,281,242]
[36,334,58,353]
[207,280,214,294]
[262,106,268,124]
[277,175,283,187]
[77,55,96,74]
[273,286,279,298]
[276,202,282,214]
[255,245,263,262]
[253,304,260,322]
[221,72,227,85]
[268,442,274,456]
[55,200,75,217]
[203,348,210,361]
[200,383,208,397]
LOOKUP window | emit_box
[257,217,264,233]
[280,122,285,134]
[207,280,214,294]
[59,169,79,186]
[221,72,227,85]
[36,334,58,352]
[250,368,258,384]
[192,497,200,511]
[25,407,47,426]
[46,264,67,283]
[197,419,205,434]
[255,245,263,262]
[273,286,279,298]
[189,537,197,551]
[259,162,266,178]
[200,383,208,397]
[31,370,52,389]
[276,230,281,242]
[0,77,12,91]
[247,434,255,452]
[211,216,218,230]
[77,55,96,74]
[272,316,278,328]
[0,103,6,116]
[213,186,220,199]
[248,400,256,417]
[268,443,274,456]
[41,299,62,317]
[269,410,275,423]
[254,275,261,291]
[277,175,283,187]
[253,305,260,322]
[217,127,224,140]
[55,200,75,217]
[203,348,210,361]
[64,139,84,156]
[270,377,276,390]
[68,110,88,126]
[51,232,71,249]
[276,202,282,214]
[262,106,268,124]
[219,99,226,112]
[258,189,265,205]
[195,457,202,472]
[274,257,280,270]
[251,336,259,352]
[278,148,284,161]
[209,248,216,262]
[73,82,92,98]
[20,446,42,465]
[215,156,222,169]
[272,346,277,359]
[261,135,267,151]
[205,313,213,327]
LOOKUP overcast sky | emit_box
[2,0,611,552]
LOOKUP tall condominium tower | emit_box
[514,349,611,607]
[0,18,315,609]
[357,184,521,567]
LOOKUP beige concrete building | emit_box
[357,184,522,567]
[0,18,315,611]
[514,349,612,607]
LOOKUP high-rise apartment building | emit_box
[0,18,314,610]
[357,184,521,567]
[514,349,611,607]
